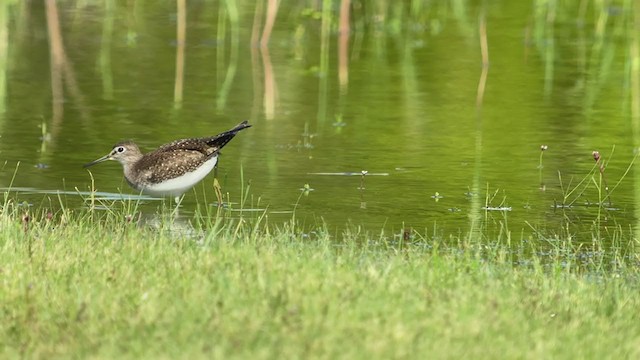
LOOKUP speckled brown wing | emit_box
[133,140,216,183]
[154,138,216,155]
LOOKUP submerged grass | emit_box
[1,196,640,359]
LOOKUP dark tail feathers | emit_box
[206,121,251,150]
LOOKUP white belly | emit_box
[141,156,218,197]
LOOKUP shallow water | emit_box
[1,1,639,243]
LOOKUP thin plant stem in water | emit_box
[593,151,612,207]
[359,170,367,209]
[539,144,548,190]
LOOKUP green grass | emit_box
[1,199,639,359]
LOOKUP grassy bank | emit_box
[1,201,639,359]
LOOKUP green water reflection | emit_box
[1,1,639,243]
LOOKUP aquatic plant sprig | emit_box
[556,148,635,209]
[556,148,610,208]
[557,169,591,209]
[595,148,639,206]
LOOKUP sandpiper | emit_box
[84,121,251,203]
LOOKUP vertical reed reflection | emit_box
[126,0,139,46]
[476,13,488,109]
[174,0,186,110]
[261,46,275,120]
[469,12,488,241]
[216,0,240,112]
[317,0,331,128]
[543,1,555,97]
[0,2,8,115]
[338,0,350,95]
[260,0,279,47]
[631,1,640,238]
[216,1,227,88]
[632,3,640,122]
[251,0,278,120]
[45,0,65,135]
[99,0,115,100]
[45,0,88,141]
[250,0,264,120]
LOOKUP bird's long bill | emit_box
[83,154,112,168]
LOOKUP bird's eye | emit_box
[117,146,125,153]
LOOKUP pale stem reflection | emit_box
[261,46,275,120]
[250,0,264,119]
[174,0,186,109]
[44,0,89,147]
[260,0,279,47]
[338,0,350,94]
[476,13,488,110]
[0,2,9,115]
[216,0,240,112]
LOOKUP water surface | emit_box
[1,1,639,244]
